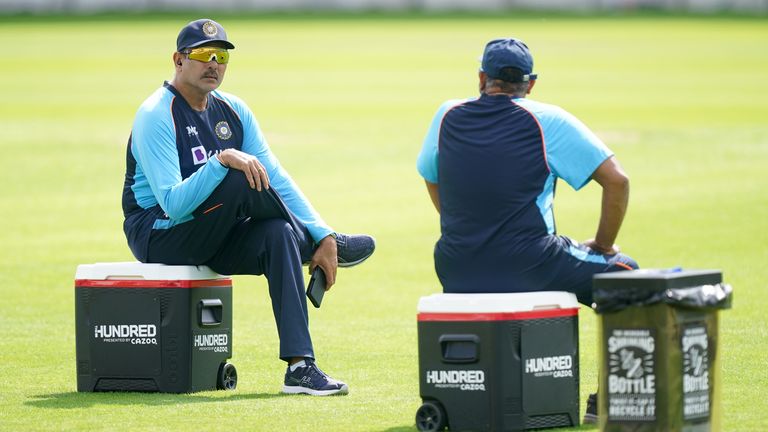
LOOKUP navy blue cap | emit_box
[481,38,537,82]
[176,19,235,51]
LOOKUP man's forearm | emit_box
[594,178,629,250]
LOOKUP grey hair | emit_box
[484,66,532,96]
[484,78,530,96]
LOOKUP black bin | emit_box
[75,262,237,393]
[593,269,732,432]
[416,292,581,431]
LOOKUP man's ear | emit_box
[527,79,536,94]
[478,71,487,93]
[173,52,183,68]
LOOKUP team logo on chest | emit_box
[215,121,233,140]
[191,145,208,165]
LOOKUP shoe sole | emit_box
[582,413,598,424]
[282,384,349,396]
[337,252,374,268]
[303,245,375,268]
[337,241,376,268]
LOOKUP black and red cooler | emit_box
[75,262,236,393]
[416,292,581,431]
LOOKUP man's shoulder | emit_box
[211,89,250,113]
[513,98,589,132]
[433,97,476,120]
[440,97,474,111]
[136,86,175,119]
[512,97,567,117]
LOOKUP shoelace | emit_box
[304,361,330,384]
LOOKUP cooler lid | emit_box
[75,262,226,281]
[417,291,579,314]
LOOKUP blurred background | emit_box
[1,0,767,13]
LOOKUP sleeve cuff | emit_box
[210,153,229,177]
[308,226,335,244]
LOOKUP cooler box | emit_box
[593,269,732,432]
[75,262,237,393]
[416,292,581,431]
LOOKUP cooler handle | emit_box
[439,334,480,364]
[198,299,223,327]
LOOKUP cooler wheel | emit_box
[217,362,237,390]
[415,400,446,432]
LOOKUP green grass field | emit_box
[0,12,766,431]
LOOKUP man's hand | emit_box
[217,149,270,191]
[310,235,338,290]
[582,238,620,256]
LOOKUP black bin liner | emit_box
[594,268,732,313]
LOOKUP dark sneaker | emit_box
[282,360,349,396]
[583,392,598,424]
[336,233,375,267]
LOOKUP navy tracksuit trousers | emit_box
[146,171,316,362]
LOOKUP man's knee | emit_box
[206,171,287,220]
[624,255,639,270]
[610,253,639,271]
[262,219,299,246]
[217,170,261,197]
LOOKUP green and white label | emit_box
[607,328,657,421]
[682,324,710,420]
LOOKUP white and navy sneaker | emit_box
[336,233,375,268]
[282,359,349,396]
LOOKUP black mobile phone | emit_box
[306,267,327,308]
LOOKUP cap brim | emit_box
[186,39,235,50]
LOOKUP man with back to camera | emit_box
[122,18,375,396]
[416,38,638,421]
